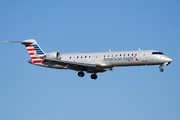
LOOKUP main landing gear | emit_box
[78,71,98,80]
[78,71,85,77]
[91,74,97,80]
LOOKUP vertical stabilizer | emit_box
[22,39,46,63]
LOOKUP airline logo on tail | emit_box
[23,39,46,63]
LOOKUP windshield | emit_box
[152,52,164,55]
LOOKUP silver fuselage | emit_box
[31,50,172,71]
[6,39,173,79]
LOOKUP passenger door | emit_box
[142,53,148,62]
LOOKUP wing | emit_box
[43,58,106,73]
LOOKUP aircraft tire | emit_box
[78,72,85,77]
[91,74,97,79]
[160,68,164,72]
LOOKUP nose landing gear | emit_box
[160,68,164,72]
[159,64,164,72]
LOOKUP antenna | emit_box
[138,48,141,50]
[109,49,111,52]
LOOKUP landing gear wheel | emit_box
[160,68,164,72]
[78,72,85,77]
[91,74,97,80]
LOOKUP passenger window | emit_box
[120,54,121,56]
[89,56,91,58]
[69,57,71,59]
[124,54,125,56]
[104,55,105,57]
[77,56,79,59]
[81,56,83,58]
[128,54,129,56]
[132,54,133,56]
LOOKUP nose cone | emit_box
[168,58,173,62]
[163,56,173,62]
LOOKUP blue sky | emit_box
[0,0,180,120]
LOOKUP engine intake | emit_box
[43,52,60,60]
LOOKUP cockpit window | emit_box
[152,52,164,55]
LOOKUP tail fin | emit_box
[5,39,46,63]
[23,39,44,56]
[22,39,46,63]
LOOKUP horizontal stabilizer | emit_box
[4,41,34,45]
[4,41,22,43]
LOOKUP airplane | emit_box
[5,39,173,79]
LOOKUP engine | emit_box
[43,52,60,60]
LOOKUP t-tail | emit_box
[5,39,46,64]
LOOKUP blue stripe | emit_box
[37,51,43,53]
[33,45,44,54]
[37,53,44,55]
[37,52,44,54]
[36,50,43,53]
[35,48,41,51]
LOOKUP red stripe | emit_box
[27,49,35,51]
[33,60,42,63]
[31,57,38,59]
[29,53,34,55]
[26,45,33,47]
[33,60,47,63]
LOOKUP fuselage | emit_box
[32,49,172,70]
[6,39,173,79]
[61,50,172,66]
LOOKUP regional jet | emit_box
[5,39,173,79]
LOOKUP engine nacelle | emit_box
[43,52,60,60]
